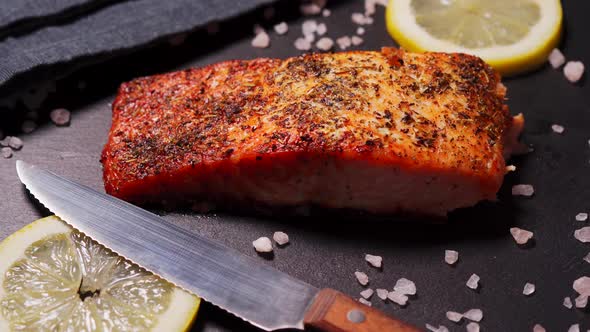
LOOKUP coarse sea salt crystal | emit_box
[336,36,352,50]
[316,37,334,51]
[575,294,588,308]
[351,12,373,25]
[358,298,372,306]
[387,290,408,306]
[364,0,388,16]
[510,227,534,245]
[568,324,580,332]
[551,124,565,134]
[252,237,272,252]
[463,308,483,322]
[512,184,534,197]
[506,165,516,172]
[533,324,546,332]
[251,30,270,48]
[316,23,327,36]
[564,296,573,309]
[445,250,459,265]
[574,227,590,243]
[273,231,289,246]
[300,3,322,16]
[274,22,288,35]
[523,282,535,296]
[365,254,382,268]
[584,252,590,264]
[576,213,588,221]
[425,324,449,332]
[466,274,480,290]
[322,9,331,17]
[394,278,416,295]
[563,61,585,83]
[355,271,369,286]
[376,288,388,300]
[445,311,462,322]
[1,147,12,159]
[357,27,365,35]
[351,36,363,46]
[8,136,23,150]
[548,48,566,68]
[360,288,374,299]
[294,38,312,51]
[573,276,590,296]
[302,19,317,36]
[466,322,480,332]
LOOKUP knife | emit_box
[16,161,421,332]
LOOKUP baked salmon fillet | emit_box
[101,48,523,216]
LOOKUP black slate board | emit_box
[1,1,590,331]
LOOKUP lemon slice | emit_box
[386,0,563,75]
[0,216,200,331]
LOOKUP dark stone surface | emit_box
[1,1,589,331]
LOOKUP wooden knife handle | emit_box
[304,288,422,332]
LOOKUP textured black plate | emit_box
[1,1,589,331]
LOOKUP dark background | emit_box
[1,1,589,331]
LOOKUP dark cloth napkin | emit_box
[0,0,273,93]
[0,0,94,29]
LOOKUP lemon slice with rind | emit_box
[0,216,200,331]
[386,0,562,75]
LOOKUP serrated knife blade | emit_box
[16,161,420,332]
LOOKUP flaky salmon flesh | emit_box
[101,48,523,217]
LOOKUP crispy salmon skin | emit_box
[101,48,519,216]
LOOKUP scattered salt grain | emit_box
[376,288,388,300]
[273,231,289,246]
[351,36,364,46]
[387,290,408,306]
[8,136,23,150]
[463,308,483,322]
[576,213,588,221]
[584,252,590,264]
[357,27,365,35]
[0,136,8,147]
[568,324,580,332]
[316,23,327,36]
[365,254,382,268]
[445,250,459,265]
[300,4,322,16]
[302,20,318,36]
[466,322,480,332]
[50,108,71,126]
[573,276,590,296]
[251,30,270,48]
[574,227,590,243]
[322,9,331,17]
[563,61,584,83]
[21,120,36,134]
[316,37,334,51]
[394,278,416,295]
[511,184,534,197]
[510,227,534,245]
[304,33,315,43]
[252,237,273,253]
[466,274,480,290]
[355,271,369,286]
[360,288,374,299]
[548,48,565,69]
[575,294,588,308]
[294,38,312,51]
[274,22,288,35]
[445,311,463,323]
[336,36,352,50]
[358,298,372,306]
[426,324,449,332]
[351,12,373,25]
[551,124,565,134]
[506,165,516,172]
[564,296,573,309]
[1,147,12,159]
[523,282,535,296]
[533,324,546,332]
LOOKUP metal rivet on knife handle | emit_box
[304,288,422,332]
